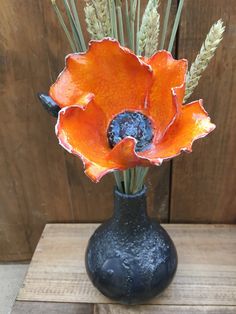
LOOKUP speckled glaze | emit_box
[37,93,60,117]
[107,111,153,152]
[85,186,177,304]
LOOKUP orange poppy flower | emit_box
[50,39,215,182]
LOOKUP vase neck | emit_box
[113,187,149,226]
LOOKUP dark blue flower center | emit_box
[107,111,153,152]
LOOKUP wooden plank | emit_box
[11,301,93,314]
[147,164,170,222]
[0,0,175,262]
[17,224,236,306]
[95,304,236,314]
[171,0,236,223]
[11,303,236,314]
[0,0,74,262]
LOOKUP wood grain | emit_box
[0,0,74,262]
[0,0,177,262]
[170,0,236,223]
[12,301,93,314]
[1,0,235,262]
[17,224,236,306]
[11,303,236,314]
[95,304,236,314]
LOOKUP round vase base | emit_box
[85,219,177,305]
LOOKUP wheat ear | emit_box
[144,8,160,57]
[84,3,104,40]
[184,19,225,102]
[92,0,111,36]
[138,0,160,55]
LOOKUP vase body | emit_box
[85,187,177,304]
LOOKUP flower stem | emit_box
[167,0,184,53]
[69,0,86,51]
[123,169,131,194]
[120,167,149,194]
[62,0,82,51]
[133,167,149,193]
[125,0,132,48]
[130,0,137,51]
[114,171,124,192]
[160,0,172,50]
[136,0,141,54]
[51,0,77,52]
[117,5,125,46]
[130,168,136,193]
[110,0,118,39]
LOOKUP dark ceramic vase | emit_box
[85,186,177,304]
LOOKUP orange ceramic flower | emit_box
[50,39,215,182]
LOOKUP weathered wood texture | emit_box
[17,224,236,306]
[94,305,236,314]
[12,302,93,314]
[11,303,236,314]
[0,0,235,263]
[171,0,236,223]
[0,0,73,262]
[0,0,175,262]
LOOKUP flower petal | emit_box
[145,51,188,139]
[56,104,149,182]
[50,39,153,117]
[108,137,149,167]
[85,164,114,183]
[138,100,215,163]
[84,137,149,182]
[56,102,110,165]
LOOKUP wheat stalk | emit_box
[167,0,184,52]
[70,0,86,51]
[84,3,104,39]
[116,1,125,45]
[138,0,159,55]
[51,0,77,52]
[160,0,172,50]
[184,19,225,102]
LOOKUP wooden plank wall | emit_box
[0,0,235,261]
[171,0,236,223]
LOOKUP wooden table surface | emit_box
[12,224,236,313]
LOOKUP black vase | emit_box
[85,186,177,304]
